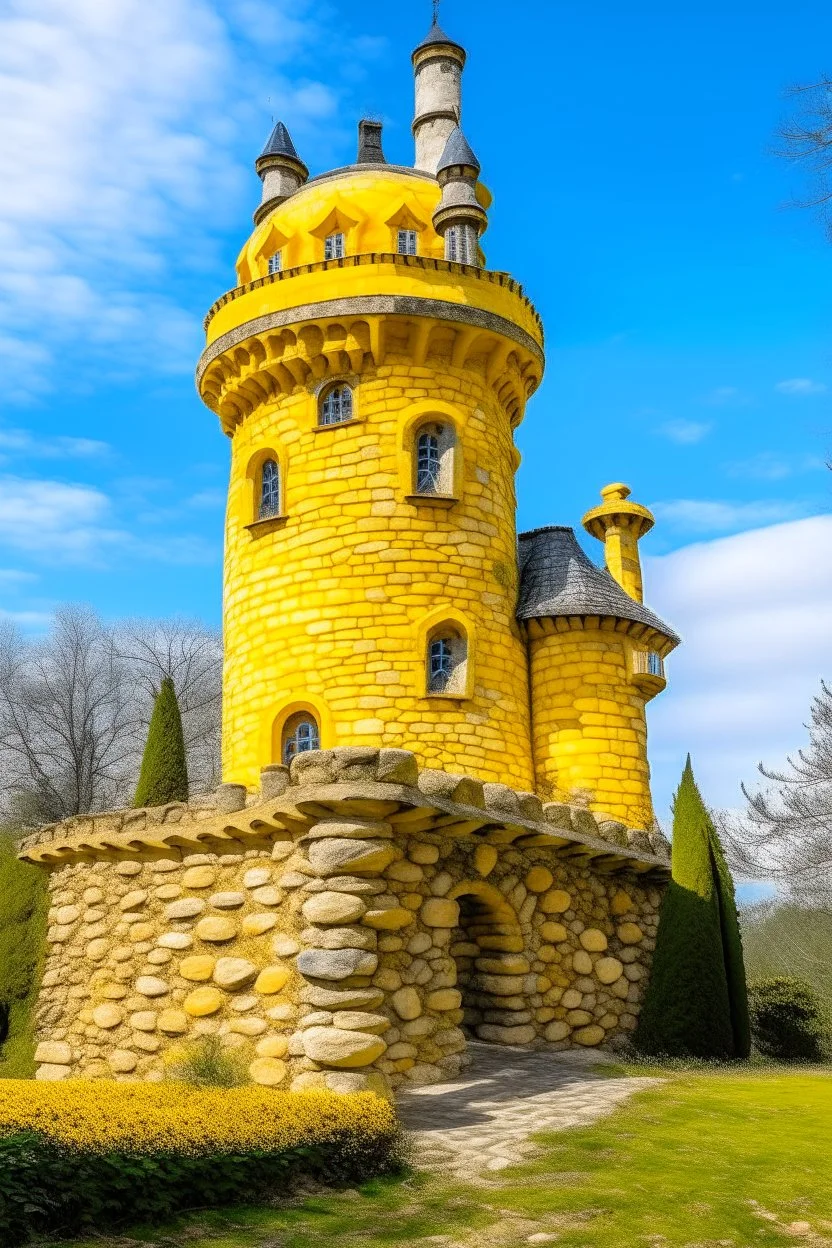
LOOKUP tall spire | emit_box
[411,14,466,173]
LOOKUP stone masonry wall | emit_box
[30,754,664,1092]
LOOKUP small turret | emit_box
[433,127,486,265]
[582,483,654,603]
[254,121,309,226]
[411,19,467,173]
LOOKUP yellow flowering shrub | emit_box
[0,1079,396,1156]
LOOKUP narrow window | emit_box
[324,232,345,261]
[320,384,353,426]
[647,651,664,678]
[426,627,467,696]
[446,226,459,263]
[282,714,320,765]
[397,229,417,255]
[267,251,282,274]
[446,225,475,264]
[416,431,441,493]
[429,638,454,693]
[258,459,280,520]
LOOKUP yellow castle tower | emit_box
[196,19,678,829]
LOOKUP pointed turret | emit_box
[433,126,486,265]
[411,19,467,173]
[254,120,309,226]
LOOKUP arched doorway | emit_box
[448,882,530,1045]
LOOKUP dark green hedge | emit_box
[749,977,829,1062]
[0,836,48,1078]
[0,1129,399,1242]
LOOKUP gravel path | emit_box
[397,1041,659,1181]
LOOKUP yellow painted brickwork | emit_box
[528,625,654,830]
[223,356,533,790]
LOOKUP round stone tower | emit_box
[197,23,544,792]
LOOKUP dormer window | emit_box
[325,232,345,261]
[397,229,417,256]
[320,383,353,426]
[267,251,282,275]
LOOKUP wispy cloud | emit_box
[775,378,828,396]
[0,0,344,400]
[0,427,110,461]
[725,451,826,481]
[703,386,747,406]
[657,419,712,445]
[650,497,804,534]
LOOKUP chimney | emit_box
[357,119,386,164]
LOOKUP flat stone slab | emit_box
[397,1041,659,1182]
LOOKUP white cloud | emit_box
[775,378,828,395]
[0,0,342,397]
[644,515,832,819]
[725,451,825,480]
[704,386,747,406]
[650,497,803,533]
[657,419,712,445]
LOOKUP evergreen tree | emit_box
[133,677,189,808]
[635,757,748,1058]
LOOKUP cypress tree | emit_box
[133,677,189,808]
[635,756,748,1058]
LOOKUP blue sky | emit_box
[0,0,830,835]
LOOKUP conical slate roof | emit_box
[413,20,465,55]
[260,120,300,161]
[437,126,480,174]
[517,526,680,644]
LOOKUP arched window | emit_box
[426,627,468,696]
[413,421,456,495]
[282,713,320,764]
[258,458,280,520]
[320,384,353,426]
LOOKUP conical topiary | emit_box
[133,677,189,808]
[635,756,748,1058]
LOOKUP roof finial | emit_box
[432,0,440,24]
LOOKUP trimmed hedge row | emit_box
[0,1081,399,1241]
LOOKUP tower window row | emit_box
[265,229,434,276]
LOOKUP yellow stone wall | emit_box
[528,624,654,829]
[223,358,533,789]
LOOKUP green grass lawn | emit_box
[50,1068,832,1248]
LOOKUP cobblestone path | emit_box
[397,1041,659,1181]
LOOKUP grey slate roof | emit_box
[260,121,300,160]
[414,20,465,54]
[517,526,680,644]
[437,126,480,174]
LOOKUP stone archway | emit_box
[448,881,532,1046]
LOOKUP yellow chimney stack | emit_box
[582,483,654,603]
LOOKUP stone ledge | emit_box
[18,749,670,877]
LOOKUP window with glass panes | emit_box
[416,432,441,492]
[320,384,353,425]
[324,232,345,260]
[397,229,417,255]
[259,459,280,519]
[267,251,282,274]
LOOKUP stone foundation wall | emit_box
[24,750,667,1092]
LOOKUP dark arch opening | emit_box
[449,885,527,1045]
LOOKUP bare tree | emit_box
[777,75,832,237]
[722,681,832,911]
[0,609,223,826]
[0,608,136,824]
[114,618,222,793]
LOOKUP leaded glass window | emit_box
[259,459,280,519]
[397,229,417,255]
[325,232,345,260]
[428,638,454,693]
[320,384,353,426]
[416,432,441,493]
[282,717,320,764]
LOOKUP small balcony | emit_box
[631,649,667,697]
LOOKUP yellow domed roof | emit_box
[236,165,493,285]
